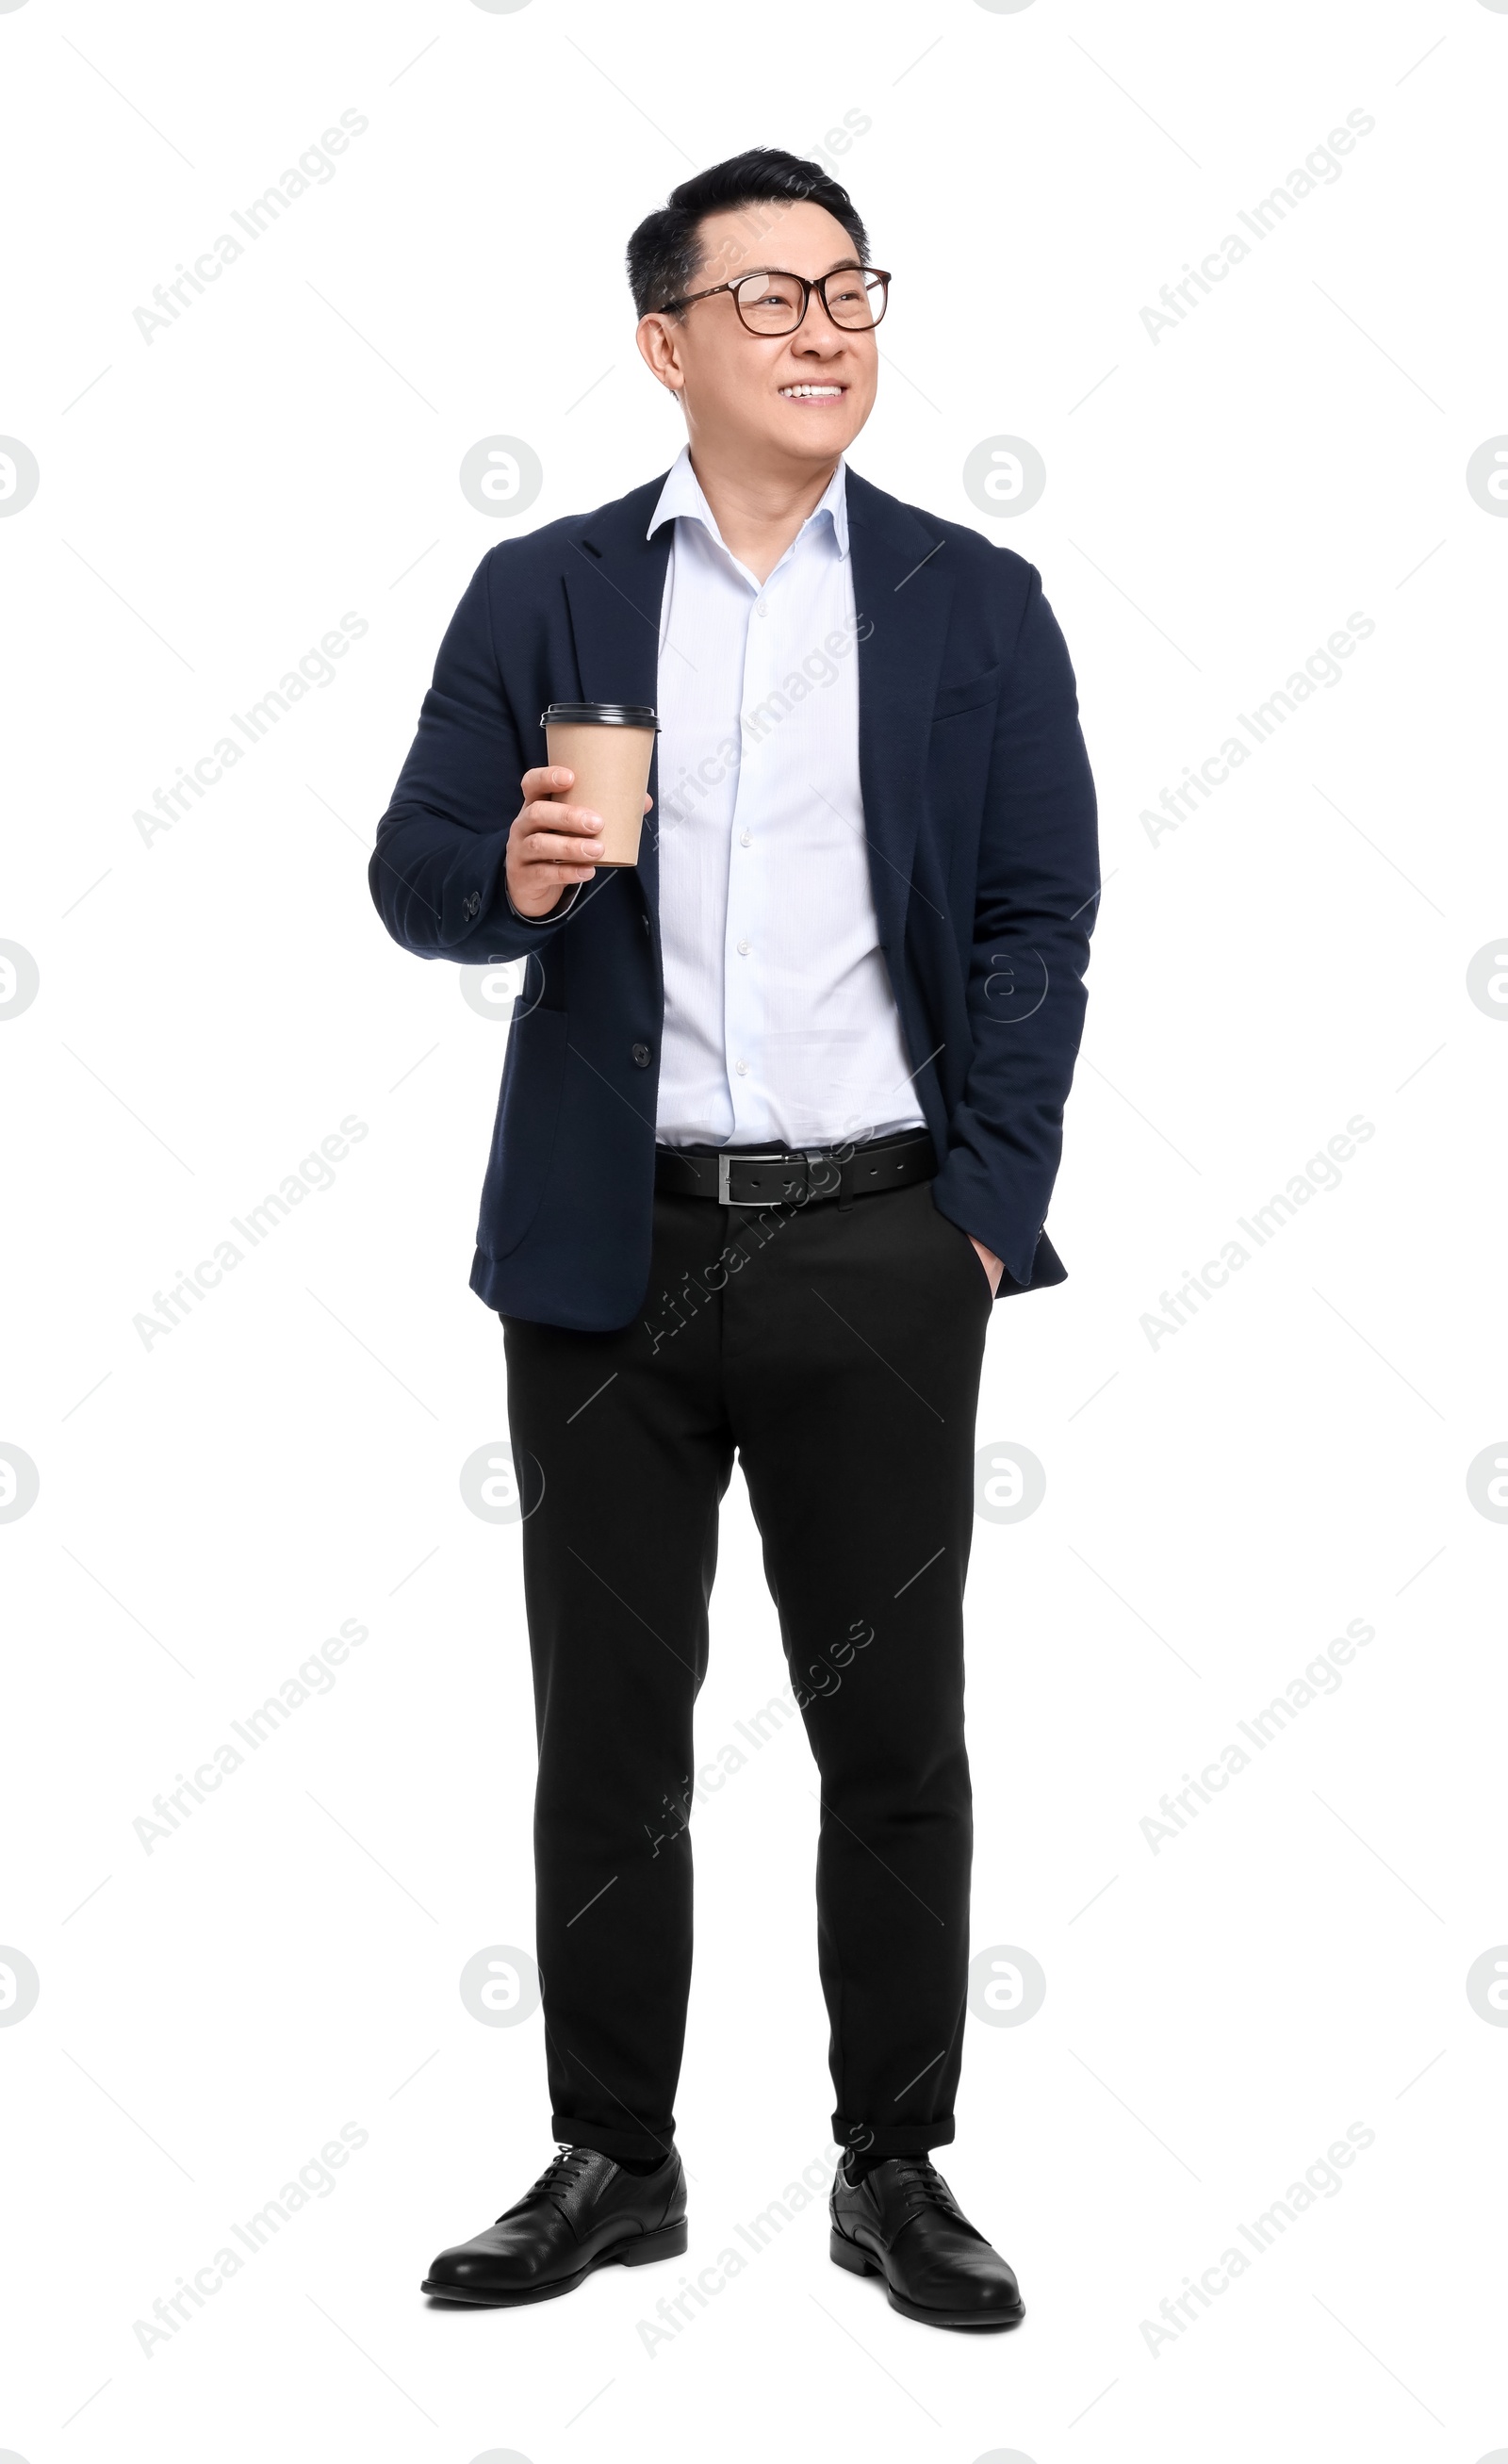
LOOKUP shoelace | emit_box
[514,2144,598,2213]
[885,2159,965,2222]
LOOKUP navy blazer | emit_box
[369,467,1099,1331]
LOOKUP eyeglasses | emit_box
[655,265,892,337]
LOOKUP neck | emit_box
[684,441,839,584]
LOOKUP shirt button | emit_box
[740,830,751,847]
[734,1060,749,1076]
[736,938,750,956]
[631,1043,651,1068]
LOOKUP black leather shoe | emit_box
[422,2144,687,2306]
[829,2152,1024,2330]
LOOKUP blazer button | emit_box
[631,1043,651,1068]
[463,891,481,921]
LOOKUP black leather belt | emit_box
[654,1128,936,1209]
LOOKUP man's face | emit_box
[636,199,879,471]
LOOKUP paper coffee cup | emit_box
[541,700,659,869]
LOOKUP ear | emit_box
[636,312,684,395]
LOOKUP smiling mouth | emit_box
[779,383,846,401]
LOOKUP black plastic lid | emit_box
[540,700,659,729]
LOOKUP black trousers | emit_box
[500,1168,993,2163]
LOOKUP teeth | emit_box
[781,385,843,398]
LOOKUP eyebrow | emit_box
[738,257,864,278]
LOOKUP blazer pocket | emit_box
[931,663,1002,722]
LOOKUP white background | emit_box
[3,2,1506,2458]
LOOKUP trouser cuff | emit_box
[833,2113,955,2160]
[551,2112,675,2165]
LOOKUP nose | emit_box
[792,313,848,356]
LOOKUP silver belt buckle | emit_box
[717,1149,789,1206]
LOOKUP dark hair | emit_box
[626,147,870,320]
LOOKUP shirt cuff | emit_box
[503,879,584,928]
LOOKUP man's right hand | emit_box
[504,766,603,918]
[504,766,651,919]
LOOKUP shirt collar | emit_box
[647,442,849,563]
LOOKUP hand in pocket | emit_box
[966,1233,1004,1296]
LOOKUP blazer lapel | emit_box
[845,468,955,955]
[562,478,674,918]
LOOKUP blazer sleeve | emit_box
[368,550,582,963]
[929,567,1100,1289]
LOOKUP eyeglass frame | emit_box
[650,262,893,337]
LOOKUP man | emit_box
[369,148,1098,2331]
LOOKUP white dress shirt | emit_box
[647,444,926,1151]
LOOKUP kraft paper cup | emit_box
[541,700,659,868]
